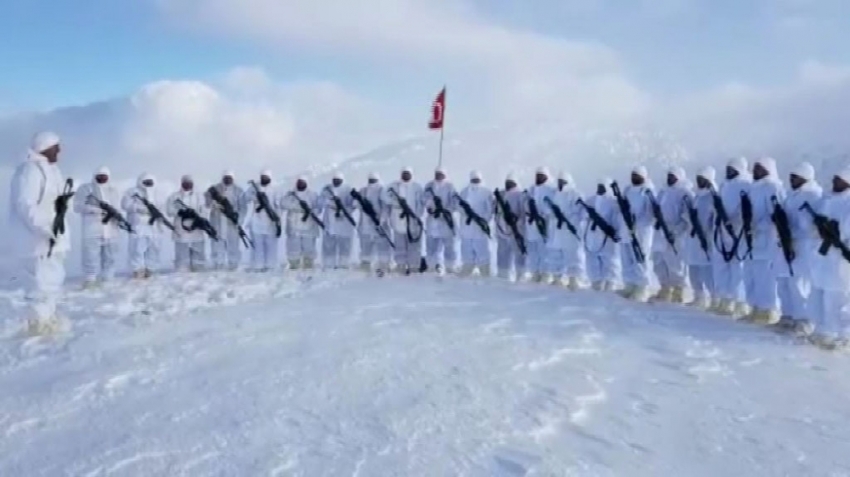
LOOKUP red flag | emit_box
[428,87,445,130]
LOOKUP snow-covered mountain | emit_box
[312,121,693,189]
[2,270,849,476]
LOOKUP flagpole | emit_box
[437,126,444,169]
[438,85,445,170]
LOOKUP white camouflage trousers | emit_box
[652,249,687,288]
[286,234,318,263]
[712,259,746,303]
[777,275,810,320]
[461,238,490,268]
[175,241,206,272]
[525,240,547,275]
[251,234,279,271]
[810,288,850,339]
[129,235,160,273]
[426,236,457,269]
[20,254,66,320]
[586,252,620,284]
[621,243,651,288]
[359,233,391,268]
[82,238,118,282]
[688,264,714,299]
[496,236,525,277]
[744,259,778,311]
[211,235,242,270]
[323,234,353,268]
[547,246,586,279]
[393,234,422,270]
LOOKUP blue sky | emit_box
[1,0,849,114]
[1,0,849,189]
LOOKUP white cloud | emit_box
[660,60,850,173]
[0,68,406,187]
[154,0,650,125]
[3,58,849,192]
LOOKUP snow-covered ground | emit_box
[2,270,849,476]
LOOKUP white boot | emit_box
[602,281,615,292]
[630,286,650,303]
[26,315,70,337]
[359,261,371,272]
[733,301,750,320]
[479,267,492,278]
[617,283,635,299]
[567,276,580,291]
[671,286,686,304]
[457,264,474,277]
[714,299,734,316]
[303,257,315,270]
[756,309,780,326]
[686,292,707,309]
[649,286,672,303]
[288,260,300,270]
[591,281,603,291]
[81,280,98,291]
[792,319,814,337]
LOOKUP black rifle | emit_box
[287,191,325,229]
[543,195,579,239]
[611,181,646,264]
[207,186,252,248]
[48,178,75,257]
[799,202,850,262]
[174,199,219,241]
[387,187,423,243]
[248,180,281,238]
[494,188,527,255]
[771,195,795,275]
[525,192,547,240]
[323,186,357,227]
[132,193,175,232]
[425,186,455,233]
[454,192,491,238]
[86,194,134,233]
[647,190,677,254]
[740,191,754,259]
[710,186,739,262]
[388,187,426,272]
[576,198,619,243]
[350,188,395,249]
[683,195,710,261]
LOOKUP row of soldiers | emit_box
[9,133,850,343]
[70,158,850,348]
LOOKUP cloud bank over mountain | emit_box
[2,0,849,187]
